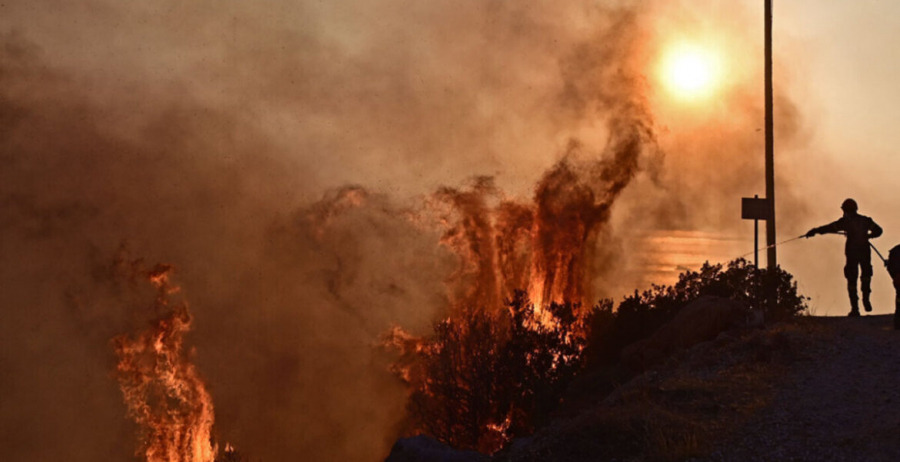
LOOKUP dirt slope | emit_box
[500,314,900,462]
[709,315,900,462]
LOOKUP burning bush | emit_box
[384,293,595,453]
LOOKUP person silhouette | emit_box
[806,199,883,317]
[888,245,900,330]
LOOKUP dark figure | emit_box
[888,245,900,330]
[806,199,883,317]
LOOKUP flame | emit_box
[321,68,654,452]
[485,413,513,441]
[113,264,218,462]
[433,148,646,317]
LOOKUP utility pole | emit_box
[765,0,777,272]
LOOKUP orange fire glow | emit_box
[113,264,218,462]
[432,153,641,317]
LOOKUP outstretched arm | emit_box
[806,219,843,237]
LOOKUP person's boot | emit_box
[863,293,873,313]
[849,297,861,317]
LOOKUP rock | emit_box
[385,436,489,462]
[621,296,750,370]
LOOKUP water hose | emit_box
[736,235,889,274]
[871,242,888,265]
[737,234,806,260]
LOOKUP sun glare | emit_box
[661,44,721,100]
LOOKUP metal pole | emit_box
[765,0,777,271]
[754,196,760,268]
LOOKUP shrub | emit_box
[389,258,808,453]
[586,259,808,366]
[390,292,590,453]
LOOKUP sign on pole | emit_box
[741,196,772,221]
[742,195,771,268]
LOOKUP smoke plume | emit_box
[0,0,807,461]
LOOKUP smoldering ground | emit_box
[0,1,809,461]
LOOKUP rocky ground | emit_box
[708,315,900,462]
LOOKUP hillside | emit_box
[508,314,900,462]
[388,313,900,462]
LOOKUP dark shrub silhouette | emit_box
[393,293,590,453]
[389,258,808,454]
[586,258,808,366]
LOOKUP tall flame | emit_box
[434,128,650,317]
[113,264,217,462]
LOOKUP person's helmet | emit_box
[841,198,858,213]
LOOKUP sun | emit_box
[660,44,721,100]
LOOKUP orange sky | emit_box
[616,1,900,316]
[2,2,900,459]
[772,1,900,315]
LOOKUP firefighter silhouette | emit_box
[806,199,883,316]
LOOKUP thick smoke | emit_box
[0,1,807,461]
